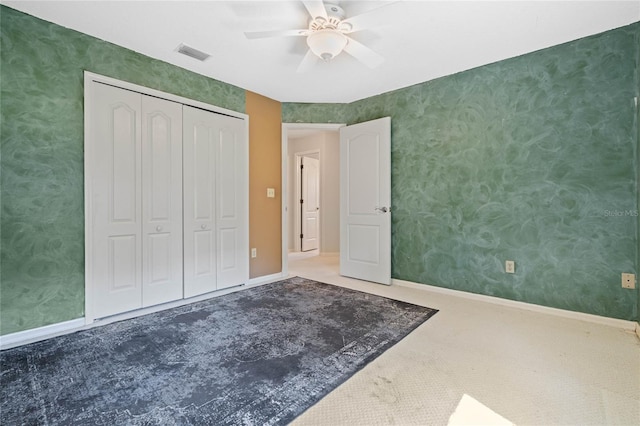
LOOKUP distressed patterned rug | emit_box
[0,277,437,425]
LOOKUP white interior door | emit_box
[183,106,218,298]
[215,113,249,289]
[339,117,391,285]
[301,156,320,251]
[183,106,248,297]
[89,83,143,318]
[141,96,183,306]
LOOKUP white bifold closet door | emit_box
[89,83,183,319]
[183,106,248,298]
[141,96,183,307]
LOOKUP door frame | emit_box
[294,149,320,252]
[281,123,344,277]
[84,71,248,324]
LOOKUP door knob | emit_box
[375,206,389,213]
[201,224,207,230]
[155,226,162,232]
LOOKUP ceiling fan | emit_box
[244,0,390,72]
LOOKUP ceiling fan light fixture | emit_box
[307,29,347,62]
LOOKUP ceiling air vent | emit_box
[176,43,211,62]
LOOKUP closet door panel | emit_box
[141,96,183,306]
[195,230,215,275]
[109,236,138,290]
[87,75,249,322]
[183,106,217,298]
[89,83,142,318]
[216,120,249,289]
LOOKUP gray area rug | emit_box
[0,277,437,425]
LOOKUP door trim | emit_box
[84,72,247,121]
[281,123,345,277]
[84,71,248,324]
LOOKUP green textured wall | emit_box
[0,6,245,335]
[286,23,640,321]
[636,23,640,326]
[281,103,351,124]
[2,5,638,336]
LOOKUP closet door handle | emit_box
[155,226,163,232]
[201,224,207,230]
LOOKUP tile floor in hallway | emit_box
[287,253,640,426]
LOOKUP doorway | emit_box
[282,119,392,284]
[281,123,343,276]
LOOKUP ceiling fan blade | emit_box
[244,29,310,39]
[343,36,384,69]
[340,2,396,33]
[302,0,328,21]
[297,49,319,73]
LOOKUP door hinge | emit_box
[300,164,304,169]
[300,199,304,204]
[300,234,303,239]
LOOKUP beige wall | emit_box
[246,91,282,278]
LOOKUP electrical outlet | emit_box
[622,273,635,289]
[266,188,275,198]
[505,260,515,274]
[251,248,257,258]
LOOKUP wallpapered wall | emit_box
[637,27,640,325]
[285,22,640,321]
[0,6,245,335]
[1,4,638,336]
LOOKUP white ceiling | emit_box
[4,1,639,103]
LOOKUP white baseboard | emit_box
[247,271,288,286]
[392,278,637,331]
[0,318,86,350]
[319,252,339,257]
[4,276,635,350]
[1,273,288,350]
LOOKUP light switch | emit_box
[267,188,275,198]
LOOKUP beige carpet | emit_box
[289,254,640,425]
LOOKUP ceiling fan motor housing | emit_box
[309,3,349,31]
